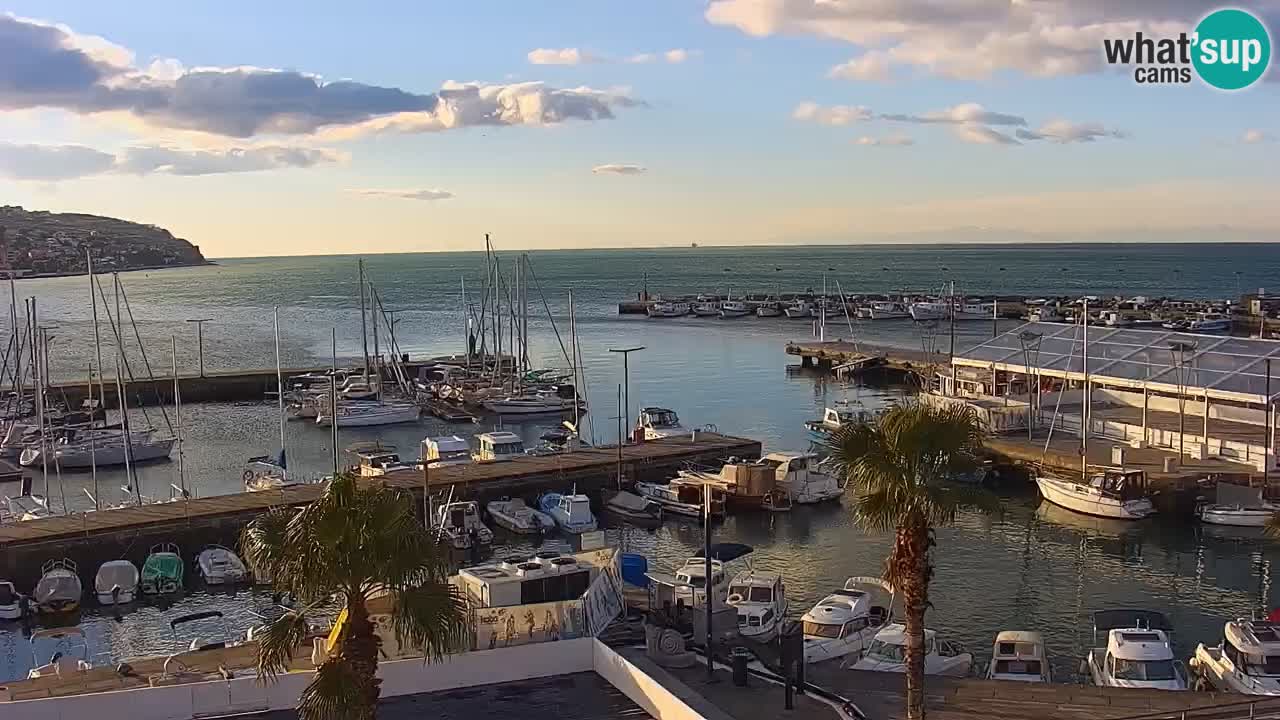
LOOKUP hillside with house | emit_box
[0,206,208,276]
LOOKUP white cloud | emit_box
[705,0,1215,79]
[828,52,893,82]
[854,134,914,147]
[1017,120,1126,143]
[592,163,647,175]
[527,48,599,65]
[347,188,454,201]
[882,103,1026,126]
[664,49,693,63]
[792,101,872,126]
[954,124,1020,145]
[625,49,699,64]
[1244,129,1271,144]
[0,142,115,180]
[0,140,340,180]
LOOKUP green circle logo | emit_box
[1193,8,1272,90]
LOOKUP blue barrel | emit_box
[620,553,649,588]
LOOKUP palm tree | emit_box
[827,401,998,720]
[241,473,467,720]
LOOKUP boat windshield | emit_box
[865,639,906,663]
[1112,658,1177,681]
[488,442,524,456]
[438,449,470,461]
[803,621,842,639]
[1244,655,1280,677]
[677,573,704,588]
[995,659,1042,676]
[646,411,679,427]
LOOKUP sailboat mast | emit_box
[87,249,106,427]
[116,353,139,504]
[570,289,579,430]
[30,299,47,499]
[1081,298,1090,483]
[274,307,286,480]
[88,362,98,510]
[331,328,339,476]
[171,335,185,498]
[358,259,370,379]
[371,280,380,386]
[461,276,470,367]
[8,278,17,400]
[522,254,530,375]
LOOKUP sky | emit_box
[0,0,1278,257]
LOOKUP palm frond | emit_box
[392,583,470,660]
[297,659,365,720]
[240,506,297,586]
[1266,511,1280,538]
[254,607,313,681]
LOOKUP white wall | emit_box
[592,641,719,720]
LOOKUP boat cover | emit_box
[693,542,754,562]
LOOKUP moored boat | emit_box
[603,490,663,527]
[725,569,788,642]
[849,623,973,677]
[486,497,555,535]
[196,545,249,585]
[802,576,894,664]
[986,631,1052,682]
[94,560,139,605]
[540,492,598,534]
[35,559,81,614]
[1036,468,1155,520]
[719,301,751,318]
[1197,483,1278,527]
[636,480,725,519]
[316,401,420,427]
[141,543,184,595]
[0,580,22,620]
[1191,616,1280,694]
[639,407,687,440]
[755,301,782,318]
[434,501,494,549]
[1085,609,1186,690]
[647,301,690,318]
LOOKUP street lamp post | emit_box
[1168,340,1198,460]
[186,318,213,378]
[1018,331,1043,441]
[609,346,645,439]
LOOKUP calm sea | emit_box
[1,242,1278,681]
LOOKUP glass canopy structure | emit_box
[954,322,1280,404]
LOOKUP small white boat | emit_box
[422,435,473,467]
[353,447,414,477]
[35,559,82,614]
[720,301,751,318]
[603,490,663,527]
[197,545,249,585]
[726,570,788,642]
[639,407,687,440]
[986,631,1052,683]
[472,431,526,462]
[1189,312,1232,333]
[635,480,723,519]
[849,623,973,677]
[1191,616,1280,695]
[766,452,845,504]
[482,394,576,415]
[784,300,814,319]
[0,580,23,620]
[1198,483,1277,527]
[540,492,597,534]
[755,301,782,318]
[94,560,139,605]
[486,498,555,535]
[1027,306,1062,322]
[1036,468,1155,520]
[1086,610,1187,690]
[804,403,881,440]
[692,301,721,317]
[647,302,690,318]
[434,501,494,549]
[316,401,420,427]
[242,455,291,492]
[802,576,894,664]
[27,627,92,678]
[910,299,995,322]
[672,557,728,607]
[862,301,911,320]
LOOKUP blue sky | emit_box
[0,1,1277,257]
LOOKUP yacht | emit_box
[1086,610,1187,690]
[720,300,751,318]
[433,501,494,550]
[726,570,788,642]
[1036,468,1155,520]
[196,545,249,585]
[910,299,996,322]
[34,559,82,614]
[1189,312,1232,334]
[539,492,598,534]
[784,300,814,319]
[755,301,783,318]
[316,401,420,427]
[473,431,526,462]
[986,631,1052,683]
[485,497,555,535]
[692,301,721,317]
[639,407,687,440]
[1191,617,1280,694]
[636,480,726,519]
[422,435,473,467]
[94,560,139,605]
[647,301,690,318]
[848,623,973,677]
[1197,482,1280,527]
[0,580,21,620]
[802,576,894,664]
[141,543,184,595]
[765,452,845,504]
[353,448,414,477]
[22,429,175,468]
[603,490,663,527]
[27,628,92,678]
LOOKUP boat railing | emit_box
[149,542,181,556]
[1106,696,1280,720]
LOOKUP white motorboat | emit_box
[3,493,52,522]
[316,401,420,427]
[635,480,724,519]
[27,627,92,678]
[692,301,721,317]
[726,570,788,642]
[243,456,291,492]
[802,576,895,664]
[94,559,139,605]
[422,435,473,467]
[849,624,973,677]
[197,545,249,585]
[540,492,598,534]
[1036,468,1155,520]
[1189,312,1232,333]
[764,452,845,504]
[986,631,1052,683]
[1191,616,1280,695]
[639,407,687,440]
[1086,610,1187,690]
[482,394,576,415]
[1027,306,1063,322]
[353,447,413,477]
[1197,482,1279,527]
[804,403,881,440]
[486,498,555,535]
[861,301,911,320]
[755,301,783,318]
[35,559,82,614]
[647,301,690,318]
[784,300,814,319]
[720,301,751,318]
[910,299,996,322]
[0,580,23,620]
[472,431,526,462]
[673,557,728,608]
[434,501,493,550]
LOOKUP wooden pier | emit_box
[785,340,945,375]
[0,432,760,586]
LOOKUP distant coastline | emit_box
[3,259,217,281]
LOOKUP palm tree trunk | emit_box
[340,597,382,719]
[895,517,931,720]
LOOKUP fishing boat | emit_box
[0,580,22,620]
[196,545,249,585]
[27,628,92,678]
[603,490,663,528]
[860,301,911,320]
[755,301,783,318]
[692,301,721,317]
[540,492,598,533]
[639,407,687,440]
[1191,616,1280,694]
[725,569,788,642]
[635,480,725,519]
[141,543,184,595]
[647,301,690,318]
[422,435,473,467]
[1197,482,1280,527]
[316,401,420,427]
[1085,609,1186,690]
[1036,468,1155,520]
[473,431,526,462]
[482,394,577,415]
[434,501,494,549]
[802,576,894,664]
[910,298,996,322]
[849,624,973,677]
[784,300,814,319]
[719,300,751,318]
[1189,312,1232,334]
[986,631,1052,682]
[485,497,555,534]
[94,559,139,605]
[34,559,82,614]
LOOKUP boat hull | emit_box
[1036,477,1154,520]
[0,604,20,620]
[318,406,420,427]
[482,401,574,415]
[52,438,176,468]
[96,589,135,604]
[1199,505,1277,527]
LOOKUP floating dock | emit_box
[0,432,760,586]
[785,340,945,375]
